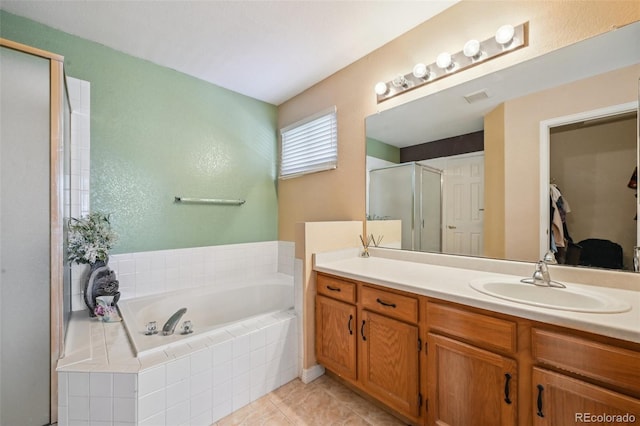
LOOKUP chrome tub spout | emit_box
[162,307,187,335]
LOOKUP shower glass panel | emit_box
[0,45,51,426]
[369,162,442,251]
[421,167,442,252]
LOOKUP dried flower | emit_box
[67,212,118,265]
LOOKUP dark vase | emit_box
[83,258,119,316]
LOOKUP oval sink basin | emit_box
[469,278,631,313]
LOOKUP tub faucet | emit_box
[162,308,187,336]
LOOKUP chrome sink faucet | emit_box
[521,260,566,288]
[532,261,551,286]
[162,307,187,335]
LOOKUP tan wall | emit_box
[278,1,639,242]
[484,104,506,259]
[501,64,639,262]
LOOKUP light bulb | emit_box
[374,81,388,96]
[412,63,429,79]
[463,39,481,59]
[436,52,452,70]
[392,75,409,88]
[495,24,515,45]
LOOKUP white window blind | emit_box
[279,106,337,179]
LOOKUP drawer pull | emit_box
[376,298,397,308]
[347,314,353,335]
[326,285,341,292]
[504,373,512,404]
[536,384,545,418]
[361,320,367,341]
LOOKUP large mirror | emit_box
[366,21,640,272]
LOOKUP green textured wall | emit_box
[1,11,278,254]
[366,137,400,163]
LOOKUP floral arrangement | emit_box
[67,212,118,265]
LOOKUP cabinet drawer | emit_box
[532,328,640,394]
[427,302,517,354]
[361,286,418,324]
[317,274,356,304]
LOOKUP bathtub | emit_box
[118,277,294,357]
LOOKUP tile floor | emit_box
[214,374,408,425]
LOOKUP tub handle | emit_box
[326,285,341,292]
[347,314,353,335]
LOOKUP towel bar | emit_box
[174,196,245,205]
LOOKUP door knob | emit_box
[447,225,457,229]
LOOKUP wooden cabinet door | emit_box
[360,310,420,418]
[427,333,517,426]
[532,368,640,425]
[315,295,357,380]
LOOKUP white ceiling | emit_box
[0,0,460,105]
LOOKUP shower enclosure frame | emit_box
[0,38,68,424]
[368,162,443,252]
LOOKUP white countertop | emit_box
[313,250,640,344]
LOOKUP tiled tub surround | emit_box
[70,241,295,312]
[58,308,298,426]
[58,241,298,425]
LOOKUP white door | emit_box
[443,155,484,255]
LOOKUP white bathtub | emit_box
[118,277,294,357]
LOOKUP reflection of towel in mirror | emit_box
[550,184,571,217]
[551,199,565,248]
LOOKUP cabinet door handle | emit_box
[536,384,545,418]
[376,298,396,308]
[361,320,367,341]
[504,373,512,404]
[347,314,353,335]
[326,285,341,292]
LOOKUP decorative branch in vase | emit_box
[67,212,120,319]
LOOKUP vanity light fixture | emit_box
[375,22,528,103]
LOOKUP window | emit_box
[279,106,337,179]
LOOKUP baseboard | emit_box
[300,364,325,384]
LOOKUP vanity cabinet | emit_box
[360,287,421,418]
[531,328,640,424]
[532,368,640,425]
[426,302,518,426]
[315,275,357,380]
[315,274,423,424]
[315,271,640,426]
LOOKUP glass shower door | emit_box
[0,44,52,426]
